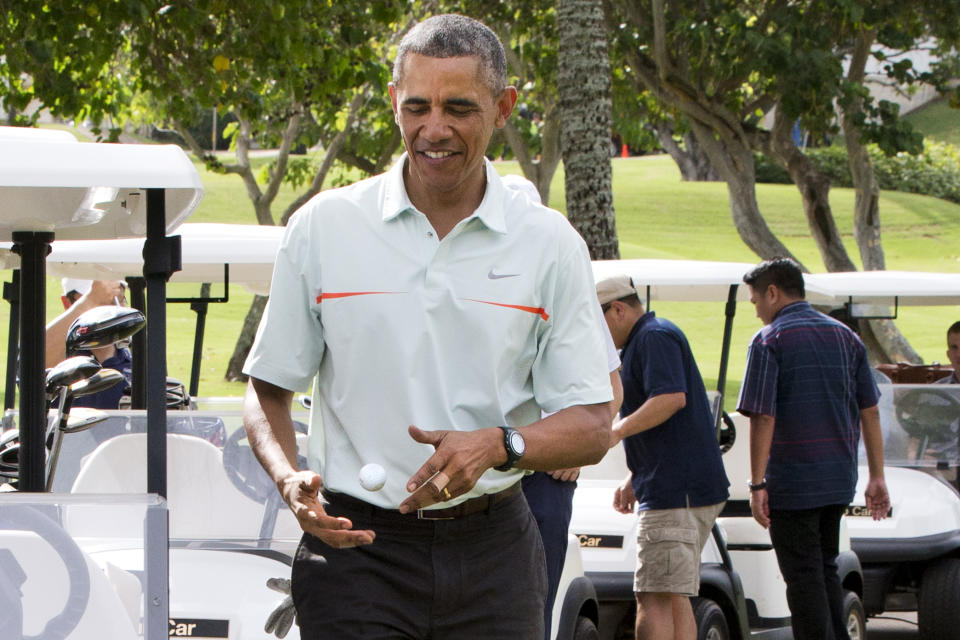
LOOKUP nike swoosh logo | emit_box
[488,269,520,280]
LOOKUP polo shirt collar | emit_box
[773,300,810,322]
[625,310,656,347]
[380,153,508,234]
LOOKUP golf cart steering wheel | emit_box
[718,411,737,453]
[894,387,960,444]
[222,422,308,504]
[2,505,90,640]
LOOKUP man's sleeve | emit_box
[242,216,326,392]
[737,333,778,417]
[533,237,613,414]
[854,340,881,409]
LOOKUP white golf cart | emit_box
[3,215,600,639]
[573,259,868,640]
[0,125,203,640]
[804,270,960,640]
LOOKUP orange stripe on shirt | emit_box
[463,298,550,321]
[316,291,404,303]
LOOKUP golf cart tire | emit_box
[918,558,960,640]
[842,590,866,640]
[693,597,729,640]
[573,615,600,640]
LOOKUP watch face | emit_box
[509,431,525,456]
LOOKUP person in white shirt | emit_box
[242,15,612,639]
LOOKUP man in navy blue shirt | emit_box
[737,258,890,640]
[598,274,729,640]
[46,278,132,409]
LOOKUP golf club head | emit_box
[45,355,102,396]
[66,305,145,356]
[0,428,18,450]
[61,407,109,434]
[0,441,18,479]
[69,368,125,399]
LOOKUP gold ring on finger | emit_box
[441,487,452,501]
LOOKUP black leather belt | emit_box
[324,481,522,521]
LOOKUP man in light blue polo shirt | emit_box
[242,14,612,640]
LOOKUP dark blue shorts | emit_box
[291,486,546,639]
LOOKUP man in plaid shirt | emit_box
[737,257,890,640]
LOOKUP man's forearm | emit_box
[612,392,685,441]
[608,371,624,421]
[243,378,300,486]
[860,405,885,479]
[749,414,776,484]
[518,403,610,470]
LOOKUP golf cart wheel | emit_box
[918,558,960,640]
[693,597,729,640]
[842,590,866,640]
[573,615,599,640]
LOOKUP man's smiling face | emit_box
[389,54,514,205]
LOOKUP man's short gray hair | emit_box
[393,14,507,95]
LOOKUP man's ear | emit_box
[765,283,780,304]
[494,86,518,128]
[388,83,399,121]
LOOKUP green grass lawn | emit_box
[2,151,959,407]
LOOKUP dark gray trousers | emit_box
[292,489,546,639]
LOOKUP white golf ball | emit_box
[359,463,386,492]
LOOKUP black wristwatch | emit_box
[494,426,526,472]
[748,480,767,492]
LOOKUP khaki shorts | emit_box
[634,501,725,595]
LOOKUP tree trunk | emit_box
[225,294,268,382]
[652,121,718,182]
[557,0,619,259]
[839,27,920,364]
[843,28,886,272]
[764,110,857,272]
[683,131,719,181]
[687,120,804,268]
[502,110,563,207]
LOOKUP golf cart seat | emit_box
[69,433,271,540]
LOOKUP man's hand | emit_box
[549,467,580,482]
[88,280,127,306]
[612,475,635,514]
[398,425,500,513]
[750,488,770,529]
[279,470,374,547]
[864,477,891,521]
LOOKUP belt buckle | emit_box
[416,508,455,521]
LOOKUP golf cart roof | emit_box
[0,126,203,240]
[804,270,960,307]
[36,223,285,295]
[591,259,756,302]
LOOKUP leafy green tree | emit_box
[444,0,564,205]
[604,0,959,362]
[1,1,419,379]
[0,1,132,137]
[126,1,413,379]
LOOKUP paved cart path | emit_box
[866,612,918,638]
